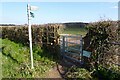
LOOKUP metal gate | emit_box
[60,34,83,65]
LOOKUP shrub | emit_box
[84,20,119,75]
[64,66,92,79]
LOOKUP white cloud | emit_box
[111,6,118,9]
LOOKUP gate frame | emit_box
[60,34,84,65]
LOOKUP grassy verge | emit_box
[1,38,56,78]
[63,66,92,79]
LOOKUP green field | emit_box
[61,28,87,36]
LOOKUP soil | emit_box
[44,64,64,78]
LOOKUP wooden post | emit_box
[47,26,49,45]
[80,35,83,62]
[62,36,65,55]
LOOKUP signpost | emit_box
[27,4,38,69]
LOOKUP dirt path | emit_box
[44,65,63,78]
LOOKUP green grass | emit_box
[64,66,93,79]
[62,28,87,36]
[1,38,56,78]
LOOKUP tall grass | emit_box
[1,38,56,78]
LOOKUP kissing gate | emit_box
[60,34,85,65]
[60,35,91,65]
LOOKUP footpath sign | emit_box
[27,4,38,69]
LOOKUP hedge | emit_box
[1,24,62,57]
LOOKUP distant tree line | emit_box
[0,22,88,28]
[0,24,16,26]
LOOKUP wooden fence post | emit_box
[62,36,65,56]
[80,35,83,62]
